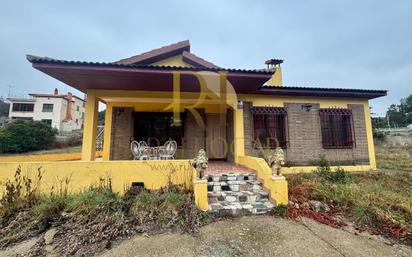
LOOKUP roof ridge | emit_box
[182,51,219,68]
[114,40,190,65]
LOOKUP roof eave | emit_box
[256,87,387,100]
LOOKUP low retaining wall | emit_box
[0,160,195,194]
[282,165,374,174]
[237,156,288,205]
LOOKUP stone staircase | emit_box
[207,172,274,216]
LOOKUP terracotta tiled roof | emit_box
[28,93,85,102]
[257,85,387,99]
[26,54,272,74]
[113,40,220,69]
[114,40,191,65]
[182,51,219,68]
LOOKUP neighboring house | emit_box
[26,40,386,171]
[7,89,85,132]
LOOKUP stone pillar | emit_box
[242,101,254,156]
[110,107,134,160]
[81,90,98,161]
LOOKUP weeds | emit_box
[0,167,211,254]
[272,204,288,217]
[315,155,351,184]
[287,162,412,243]
[0,166,43,224]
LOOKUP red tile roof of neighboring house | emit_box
[29,93,85,102]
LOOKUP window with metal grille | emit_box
[319,108,354,149]
[12,103,34,112]
[252,107,287,148]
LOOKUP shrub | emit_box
[315,155,351,184]
[373,129,387,141]
[273,204,288,217]
[316,154,331,173]
[0,120,57,153]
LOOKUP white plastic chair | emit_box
[138,141,149,160]
[131,141,140,160]
[160,140,177,159]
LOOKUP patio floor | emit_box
[205,161,255,175]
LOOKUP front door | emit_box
[206,113,227,159]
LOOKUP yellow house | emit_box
[0,40,386,211]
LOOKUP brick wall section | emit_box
[284,103,323,165]
[347,104,369,164]
[243,101,254,156]
[181,109,206,159]
[226,108,234,162]
[110,107,134,160]
[242,102,370,166]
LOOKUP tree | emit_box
[98,110,105,124]
[0,120,57,153]
[386,95,412,127]
[0,100,9,117]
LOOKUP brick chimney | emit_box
[64,92,73,121]
[54,88,59,95]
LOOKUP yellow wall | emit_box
[91,89,376,171]
[152,54,192,67]
[0,160,195,194]
[237,156,288,205]
[193,179,208,211]
[81,90,99,161]
[265,66,283,87]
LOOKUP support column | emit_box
[233,107,245,162]
[81,90,99,161]
[102,103,113,161]
[364,101,377,170]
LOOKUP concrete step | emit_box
[206,173,273,216]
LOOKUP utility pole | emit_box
[386,113,391,129]
[7,85,13,98]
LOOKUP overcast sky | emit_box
[1,0,411,115]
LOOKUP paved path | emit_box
[98,216,412,257]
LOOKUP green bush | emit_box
[373,129,387,141]
[315,156,351,184]
[0,120,57,153]
[316,154,331,173]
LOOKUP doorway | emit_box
[206,113,227,159]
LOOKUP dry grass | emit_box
[0,146,81,156]
[376,145,412,173]
[286,144,412,243]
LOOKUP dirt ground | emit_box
[95,216,411,257]
[1,207,411,257]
